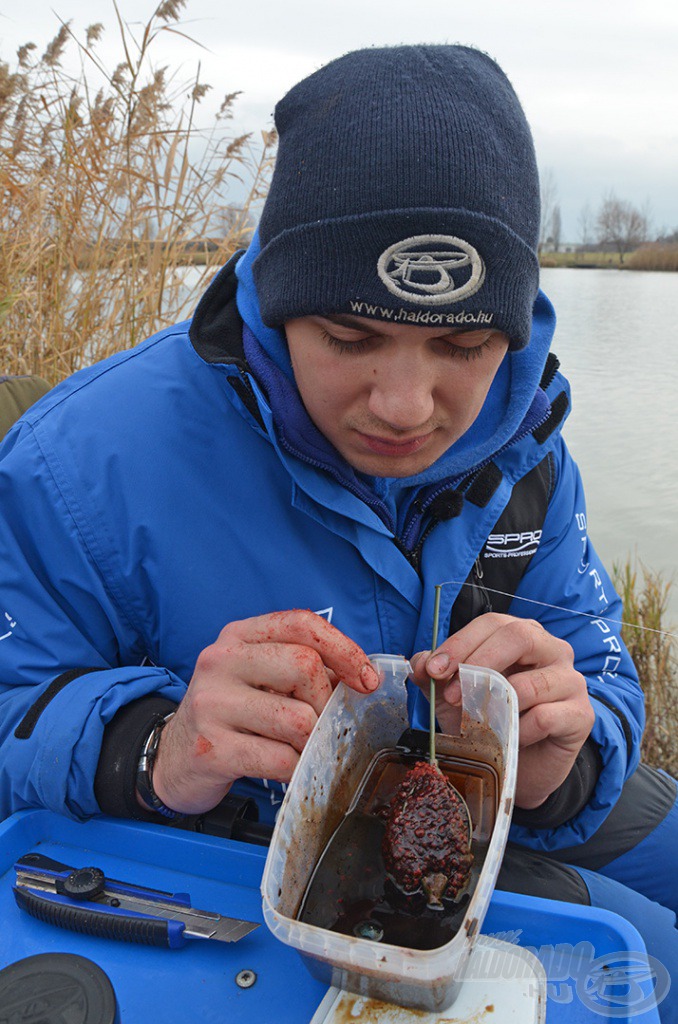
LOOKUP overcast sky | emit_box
[2,0,677,240]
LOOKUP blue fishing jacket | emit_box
[0,256,643,851]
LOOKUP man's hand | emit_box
[148,610,379,815]
[411,613,595,810]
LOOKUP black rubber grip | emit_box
[13,886,172,946]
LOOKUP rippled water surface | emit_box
[540,268,678,620]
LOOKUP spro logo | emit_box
[484,531,543,559]
[377,234,485,305]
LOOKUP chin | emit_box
[351,453,440,478]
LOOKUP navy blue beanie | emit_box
[254,45,541,350]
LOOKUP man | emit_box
[0,45,676,1014]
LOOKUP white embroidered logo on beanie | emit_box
[377,234,485,305]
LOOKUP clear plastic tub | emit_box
[261,654,519,1012]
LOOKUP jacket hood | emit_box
[234,230,556,514]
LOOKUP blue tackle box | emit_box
[0,810,662,1023]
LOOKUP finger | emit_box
[410,648,462,696]
[223,610,378,692]
[225,686,319,753]
[441,673,462,706]
[207,639,334,716]
[517,699,594,751]
[505,665,581,715]
[325,667,340,689]
[411,614,513,683]
[409,662,463,709]
[409,651,429,677]
[223,732,300,783]
[452,617,566,678]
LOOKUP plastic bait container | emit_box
[261,654,519,1013]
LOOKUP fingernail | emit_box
[428,652,450,675]
[361,663,379,691]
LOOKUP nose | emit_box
[366,349,435,431]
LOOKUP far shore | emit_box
[539,246,678,271]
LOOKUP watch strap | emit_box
[136,711,184,820]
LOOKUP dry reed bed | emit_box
[0,0,275,385]
[613,560,678,776]
[626,244,678,272]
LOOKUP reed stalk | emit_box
[612,558,678,775]
[0,1,275,385]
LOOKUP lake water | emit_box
[539,268,678,623]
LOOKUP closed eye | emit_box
[319,329,373,355]
[437,338,493,360]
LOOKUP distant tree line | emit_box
[539,169,674,265]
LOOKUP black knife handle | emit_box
[15,852,75,875]
[13,886,182,947]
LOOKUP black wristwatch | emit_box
[136,711,184,820]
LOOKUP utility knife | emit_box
[13,851,260,948]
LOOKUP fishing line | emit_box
[437,580,678,642]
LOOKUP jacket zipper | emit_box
[472,556,493,614]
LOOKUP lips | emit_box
[356,431,435,457]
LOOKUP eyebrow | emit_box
[320,313,471,338]
[319,314,378,331]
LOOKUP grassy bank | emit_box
[0,2,274,386]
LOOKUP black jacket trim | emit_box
[188,252,247,367]
[539,352,561,391]
[511,737,603,829]
[590,693,635,761]
[532,390,569,444]
[464,462,503,508]
[188,253,266,429]
[227,376,265,429]
[14,668,106,740]
[94,696,179,822]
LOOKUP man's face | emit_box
[284,314,510,477]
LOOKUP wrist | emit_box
[95,695,178,821]
[513,738,602,829]
[136,712,185,820]
[143,714,237,816]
